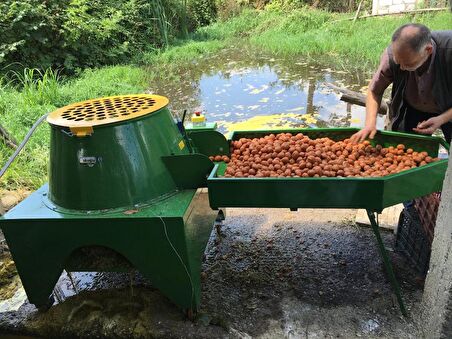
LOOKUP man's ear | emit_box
[425,43,433,55]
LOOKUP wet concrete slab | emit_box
[0,208,423,338]
[355,204,404,231]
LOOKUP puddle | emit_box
[0,284,27,313]
[361,318,381,334]
[53,271,98,303]
[0,263,143,313]
[52,270,150,304]
[149,45,386,133]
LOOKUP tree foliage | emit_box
[0,0,195,73]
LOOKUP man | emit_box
[351,24,452,143]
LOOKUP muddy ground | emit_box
[0,207,423,338]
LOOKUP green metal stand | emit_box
[367,210,407,316]
[1,185,218,312]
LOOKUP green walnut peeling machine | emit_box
[0,94,449,316]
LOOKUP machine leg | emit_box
[214,209,225,238]
[367,210,407,316]
[37,294,55,312]
[186,308,196,321]
[216,209,226,222]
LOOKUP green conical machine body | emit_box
[48,97,187,210]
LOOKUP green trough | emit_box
[207,128,449,211]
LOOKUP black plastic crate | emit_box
[395,206,431,276]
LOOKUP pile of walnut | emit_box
[209,132,439,178]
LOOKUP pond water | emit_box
[148,45,386,134]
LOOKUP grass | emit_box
[196,9,452,70]
[260,11,451,69]
[139,39,226,81]
[1,7,450,191]
[152,0,171,47]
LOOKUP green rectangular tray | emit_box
[207,128,449,212]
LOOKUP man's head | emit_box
[391,23,433,71]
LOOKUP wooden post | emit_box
[306,78,315,115]
[311,0,320,9]
[346,102,352,114]
[353,0,364,22]
[325,82,389,115]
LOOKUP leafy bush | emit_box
[0,1,69,70]
[0,0,191,74]
[188,0,218,26]
[215,0,250,19]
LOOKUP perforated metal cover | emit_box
[47,94,169,129]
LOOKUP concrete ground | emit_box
[0,207,424,338]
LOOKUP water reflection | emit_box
[148,45,385,134]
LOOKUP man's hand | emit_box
[412,116,444,135]
[350,125,377,143]
[351,87,381,144]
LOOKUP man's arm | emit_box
[350,48,393,143]
[350,88,382,143]
[413,107,452,134]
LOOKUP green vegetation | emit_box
[250,11,451,69]
[0,0,212,74]
[198,9,452,69]
[1,4,451,190]
[139,39,226,81]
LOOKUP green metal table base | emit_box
[0,185,218,313]
[367,210,407,316]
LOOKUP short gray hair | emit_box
[392,23,432,52]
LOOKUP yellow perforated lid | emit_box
[47,94,169,136]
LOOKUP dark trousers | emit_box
[392,102,452,143]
